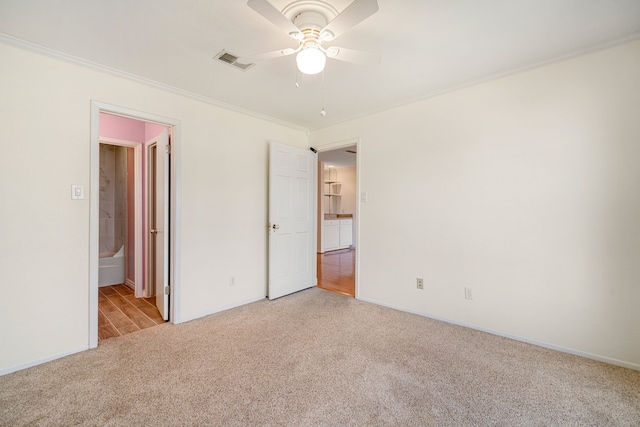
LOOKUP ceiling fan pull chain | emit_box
[320,69,326,117]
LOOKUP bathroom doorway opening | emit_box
[90,102,181,348]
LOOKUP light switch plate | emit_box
[71,184,84,200]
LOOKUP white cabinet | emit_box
[339,219,352,247]
[322,218,352,252]
[323,220,340,250]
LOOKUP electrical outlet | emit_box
[230,276,236,286]
[465,287,473,300]
[417,278,424,290]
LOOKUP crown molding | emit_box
[309,31,640,132]
[0,32,308,133]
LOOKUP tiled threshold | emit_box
[98,284,165,341]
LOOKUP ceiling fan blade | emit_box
[237,48,296,64]
[325,47,380,66]
[247,0,301,38]
[321,0,379,41]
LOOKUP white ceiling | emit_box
[1,1,639,131]
[318,145,357,167]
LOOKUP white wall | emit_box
[0,41,306,373]
[330,166,356,216]
[2,36,639,374]
[310,40,640,369]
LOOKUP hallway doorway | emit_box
[317,249,355,296]
[316,140,359,297]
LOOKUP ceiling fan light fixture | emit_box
[296,46,326,75]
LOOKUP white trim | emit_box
[90,101,183,350]
[99,137,144,298]
[315,138,361,299]
[308,32,640,132]
[133,143,143,297]
[358,296,640,372]
[99,136,139,147]
[170,122,183,325]
[0,346,88,376]
[144,141,156,299]
[0,32,306,133]
[3,31,640,134]
[179,297,265,324]
[314,138,360,153]
[4,31,639,134]
[312,151,318,286]
[89,108,100,349]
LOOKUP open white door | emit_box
[149,129,169,320]
[268,142,316,300]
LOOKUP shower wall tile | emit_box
[115,197,126,218]
[115,219,124,241]
[105,219,114,239]
[114,236,124,253]
[99,144,128,256]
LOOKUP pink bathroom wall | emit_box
[145,122,167,141]
[98,115,170,294]
[99,113,146,143]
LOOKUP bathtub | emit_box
[99,246,125,287]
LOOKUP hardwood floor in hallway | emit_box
[317,248,355,297]
[98,284,165,341]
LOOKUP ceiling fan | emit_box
[238,0,380,75]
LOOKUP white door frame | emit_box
[314,138,361,299]
[143,139,157,298]
[99,137,144,297]
[89,101,182,348]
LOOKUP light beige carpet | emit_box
[1,288,639,426]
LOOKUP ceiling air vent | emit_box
[214,50,254,71]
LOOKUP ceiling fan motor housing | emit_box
[284,0,338,43]
[282,0,338,23]
[294,11,327,31]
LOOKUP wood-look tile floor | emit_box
[317,248,355,297]
[98,284,165,341]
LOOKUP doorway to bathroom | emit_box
[90,102,181,348]
[98,136,163,341]
[316,140,359,298]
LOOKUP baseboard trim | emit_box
[1,346,88,376]
[179,296,266,324]
[357,296,640,372]
[125,279,135,290]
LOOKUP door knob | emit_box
[150,229,158,234]
[272,224,280,230]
